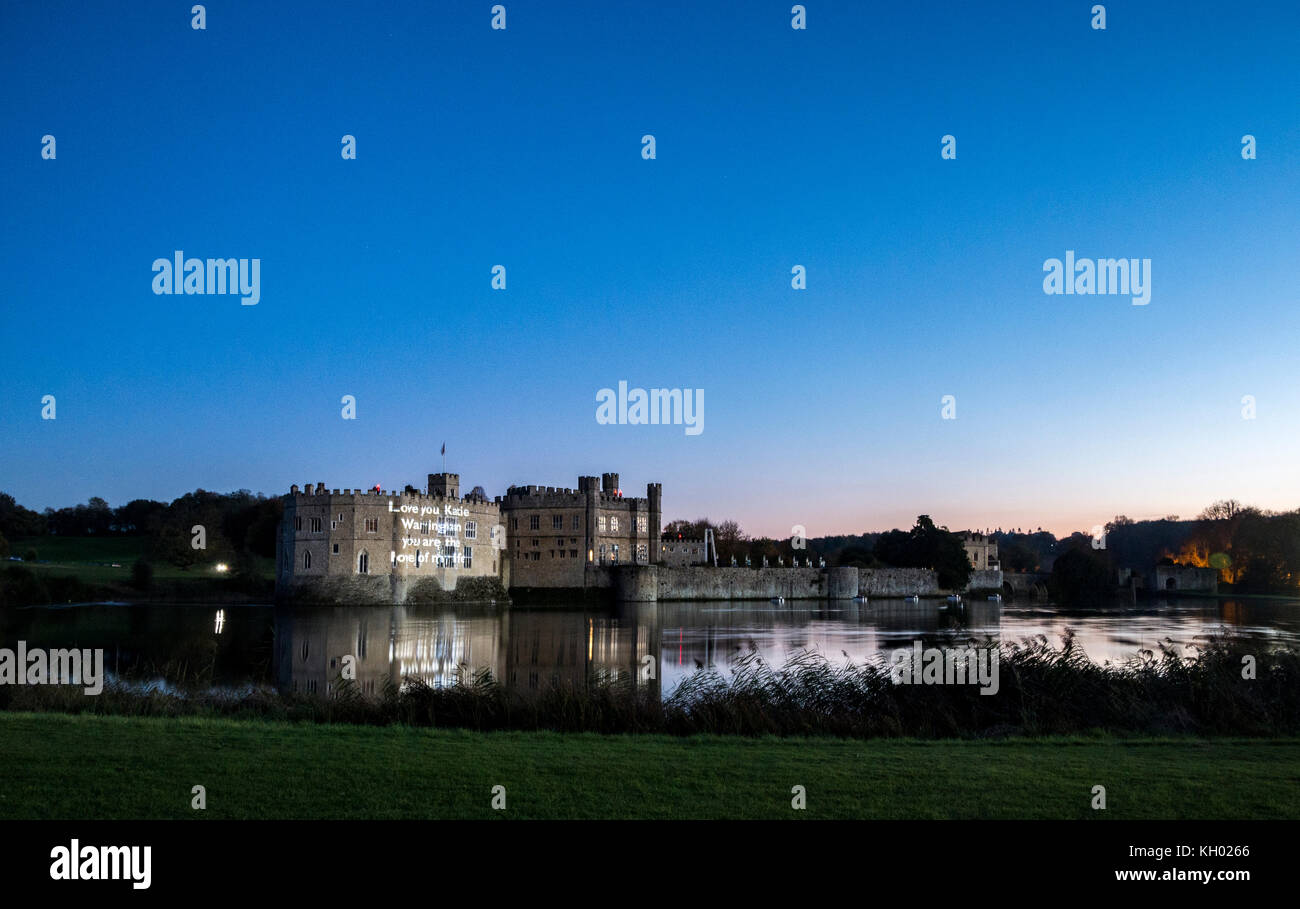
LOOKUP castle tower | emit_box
[579,476,600,562]
[647,482,662,563]
[428,472,459,498]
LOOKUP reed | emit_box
[2,633,1295,738]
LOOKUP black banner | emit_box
[0,820,1281,895]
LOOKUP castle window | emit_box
[532,538,539,547]
[511,517,517,530]
[637,544,647,562]
[331,520,337,530]
[610,517,619,533]
[612,544,620,564]
[295,516,303,531]
[365,518,378,533]
[333,543,339,554]
[531,551,540,561]
[572,514,580,530]
[598,516,607,532]
[463,547,472,569]
[465,521,477,539]
[570,550,578,559]
[529,515,540,530]
[552,515,562,530]
[338,513,343,522]
[303,550,312,569]
[358,551,369,574]
[638,516,647,533]
[310,517,323,533]
[599,543,606,563]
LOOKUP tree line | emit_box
[0,490,282,573]
[664,498,1300,598]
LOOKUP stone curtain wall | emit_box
[656,566,1005,601]
[656,566,826,600]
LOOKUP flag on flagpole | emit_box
[441,443,445,456]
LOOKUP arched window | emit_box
[358,551,369,575]
[303,550,312,570]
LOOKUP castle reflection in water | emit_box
[4,597,1293,698]
[273,596,1300,699]
[274,603,662,698]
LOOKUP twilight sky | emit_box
[2,0,1298,538]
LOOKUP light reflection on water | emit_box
[655,598,1299,694]
[1,596,1296,699]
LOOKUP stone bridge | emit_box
[1001,572,1050,599]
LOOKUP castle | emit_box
[277,467,1007,605]
[276,469,662,604]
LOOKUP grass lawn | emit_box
[1,712,1297,819]
[8,536,274,585]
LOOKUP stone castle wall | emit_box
[656,566,827,600]
[655,566,1003,601]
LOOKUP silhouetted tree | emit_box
[1049,548,1113,605]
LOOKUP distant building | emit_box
[660,537,709,567]
[1149,565,1219,593]
[957,531,1000,571]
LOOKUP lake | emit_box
[2,596,1297,698]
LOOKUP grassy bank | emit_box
[10,536,272,579]
[2,535,274,605]
[0,712,1296,819]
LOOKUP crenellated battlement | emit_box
[499,473,653,508]
[285,481,496,509]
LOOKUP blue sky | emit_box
[2,0,1298,537]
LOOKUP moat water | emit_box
[2,597,1298,698]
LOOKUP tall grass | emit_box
[3,632,1296,738]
